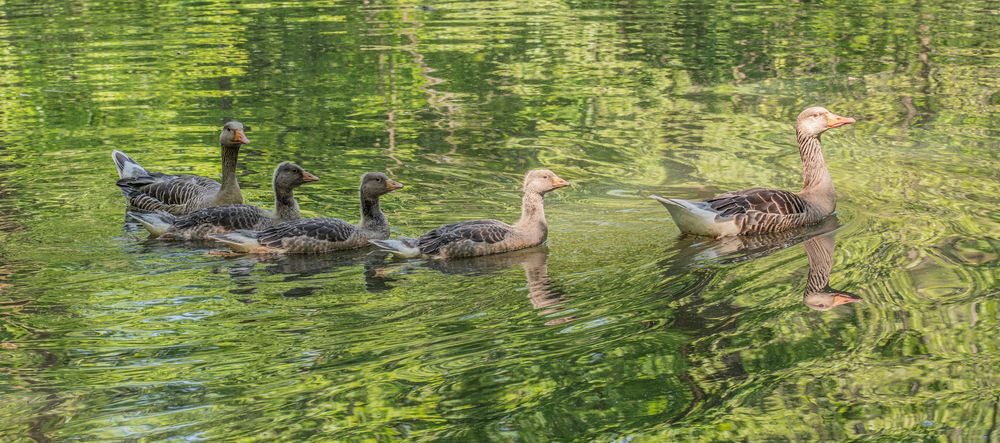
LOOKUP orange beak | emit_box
[551,176,570,189]
[302,171,319,183]
[235,129,250,144]
[386,179,404,191]
[826,113,856,129]
[832,294,862,306]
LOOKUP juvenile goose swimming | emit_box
[651,107,855,237]
[209,172,403,254]
[128,162,318,241]
[113,121,251,215]
[370,169,569,259]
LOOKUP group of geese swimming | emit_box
[114,106,855,262]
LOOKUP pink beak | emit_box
[826,113,856,129]
[234,129,250,144]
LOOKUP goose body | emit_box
[371,170,570,259]
[652,107,854,238]
[210,173,403,254]
[128,162,317,240]
[113,121,250,215]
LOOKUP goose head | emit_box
[272,161,318,191]
[360,172,404,198]
[524,169,570,195]
[796,107,855,137]
[804,290,862,311]
[220,121,251,148]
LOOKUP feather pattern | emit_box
[159,205,272,240]
[118,173,223,214]
[417,220,514,256]
[704,188,814,234]
[253,218,368,253]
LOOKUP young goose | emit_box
[651,107,855,237]
[112,121,251,215]
[127,162,318,241]
[371,169,570,259]
[209,172,403,254]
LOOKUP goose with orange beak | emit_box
[210,172,404,254]
[112,121,253,215]
[651,107,855,238]
[371,169,571,259]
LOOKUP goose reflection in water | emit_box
[220,249,395,297]
[800,228,862,311]
[661,216,860,311]
[379,246,576,325]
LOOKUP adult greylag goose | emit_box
[651,107,855,237]
[209,172,403,254]
[127,162,318,241]
[801,229,862,311]
[370,169,570,259]
[112,121,251,215]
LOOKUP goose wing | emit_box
[256,218,357,248]
[706,188,811,234]
[706,188,808,217]
[172,204,270,231]
[117,173,220,213]
[417,220,513,255]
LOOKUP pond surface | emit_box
[0,0,997,441]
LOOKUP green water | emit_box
[0,0,997,441]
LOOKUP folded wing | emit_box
[417,220,513,255]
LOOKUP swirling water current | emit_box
[0,0,997,441]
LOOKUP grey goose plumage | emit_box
[651,107,855,237]
[113,121,251,215]
[128,162,318,240]
[370,169,570,259]
[209,172,403,254]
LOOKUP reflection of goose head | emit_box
[802,231,862,311]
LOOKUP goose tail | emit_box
[127,211,175,237]
[112,150,149,180]
[209,231,262,253]
[369,237,422,258]
[650,195,731,237]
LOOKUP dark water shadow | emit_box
[219,249,396,297]
[377,246,577,325]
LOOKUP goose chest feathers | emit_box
[651,107,855,238]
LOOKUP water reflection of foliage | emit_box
[0,0,995,440]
